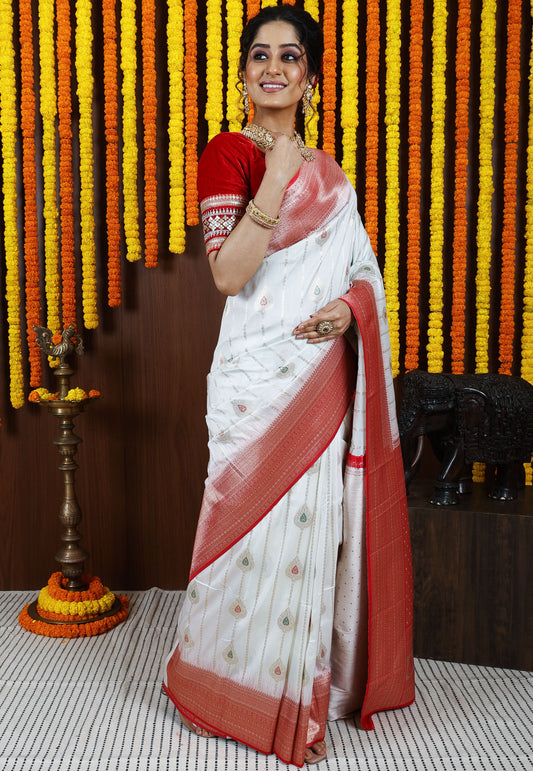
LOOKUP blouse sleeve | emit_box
[197,133,251,258]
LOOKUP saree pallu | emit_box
[164,153,414,767]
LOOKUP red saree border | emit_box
[190,336,357,579]
[341,281,415,729]
[165,651,331,767]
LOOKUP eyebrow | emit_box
[250,42,303,51]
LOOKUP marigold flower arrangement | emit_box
[205,0,224,141]
[19,0,43,388]
[384,0,402,376]
[427,0,447,374]
[142,0,158,268]
[168,0,186,254]
[404,0,423,372]
[121,0,141,262]
[19,572,129,638]
[341,0,358,187]
[364,0,380,252]
[0,0,24,410]
[184,0,199,226]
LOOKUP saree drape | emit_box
[164,139,414,767]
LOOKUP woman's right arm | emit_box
[208,135,303,296]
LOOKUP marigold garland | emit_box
[121,0,142,262]
[102,0,122,306]
[365,0,380,252]
[56,0,76,329]
[322,0,337,158]
[18,0,43,388]
[76,0,98,328]
[522,1,533,485]
[19,572,129,638]
[384,0,402,377]
[226,0,244,132]
[0,0,24,410]
[304,0,320,149]
[168,0,186,254]
[341,0,358,187]
[498,0,522,375]
[404,0,423,372]
[247,1,260,21]
[39,0,61,335]
[475,0,497,376]
[451,0,471,374]
[427,1,447,374]
[205,0,224,142]
[184,0,199,226]
[142,0,159,268]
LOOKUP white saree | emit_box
[164,140,414,767]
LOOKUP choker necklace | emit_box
[241,123,315,162]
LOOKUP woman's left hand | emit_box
[293,299,353,343]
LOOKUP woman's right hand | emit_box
[263,133,304,190]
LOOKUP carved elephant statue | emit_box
[398,369,533,505]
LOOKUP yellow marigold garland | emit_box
[451,0,471,374]
[304,0,320,149]
[76,0,98,328]
[475,0,497,376]
[427,1,447,374]
[322,0,337,158]
[184,0,199,226]
[19,0,43,388]
[405,0,423,372]
[121,0,142,262]
[57,0,77,329]
[102,0,122,306]
[205,0,224,142]
[365,0,380,252]
[39,0,61,335]
[0,0,24,410]
[498,0,522,375]
[168,0,186,254]
[226,0,244,132]
[142,0,158,268]
[384,0,401,377]
[341,0,358,187]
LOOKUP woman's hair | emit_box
[239,5,324,80]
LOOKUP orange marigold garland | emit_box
[56,0,76,329]
[365,0,380,252]
[247,0,260,20]
[322,0,337,158]
[19,0,43,387]
[19,572,129,638]
[102,0,122,307]
[498,0,522,375]
[184,0,199,226]
[341,0,358,187]
[405,0,423,372]
[523,1,533,486]
[451,0,471,374]
[142,0,158,268]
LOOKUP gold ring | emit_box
[316,320,334,336]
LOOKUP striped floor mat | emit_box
[0,589,531,770]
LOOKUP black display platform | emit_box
[407,477,533,670]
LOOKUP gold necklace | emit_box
[241,123,315,162]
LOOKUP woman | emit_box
[164,5,414,766]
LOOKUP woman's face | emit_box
[243,21,310,118]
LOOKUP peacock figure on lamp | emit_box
[19,324,128,638]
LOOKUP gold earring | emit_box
[242,82,250,115]
[302,83,313,117]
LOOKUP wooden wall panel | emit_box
[0,226,225,590]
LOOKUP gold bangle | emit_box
[246,199,280,229]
